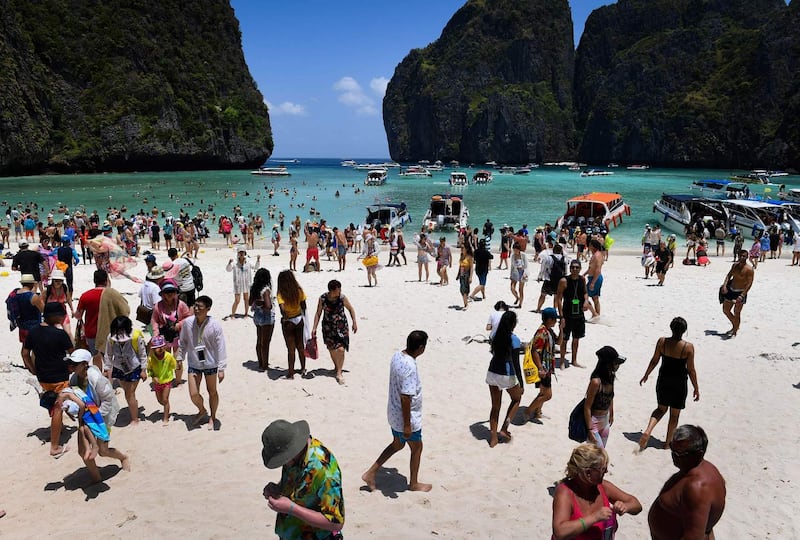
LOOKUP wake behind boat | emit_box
[557,192,630,230]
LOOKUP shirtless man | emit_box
[335,227,348,271]
[649,425,726,540]
[720,249,754,337]
[305,229,320,272]
[584,239,604,317]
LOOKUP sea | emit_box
[1,158,797,250]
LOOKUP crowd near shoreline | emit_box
[0,193,797,538]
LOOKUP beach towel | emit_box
[73,386,110,442]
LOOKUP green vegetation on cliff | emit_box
[0,0,272,176]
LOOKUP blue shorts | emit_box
[112,365,142,382]
[477,271,488,286]
[188,366,218,376]
[391,428,422,443]
[587,274,603,297]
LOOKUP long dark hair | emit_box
[110,315,133,339]
[591,354,616,385]
[276,270,302,306]
[249,268,272,305]
[491,311,517,359]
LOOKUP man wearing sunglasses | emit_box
[649,425,726,540]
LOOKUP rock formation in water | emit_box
[574,0,791,168]
[383,0,575,165]
[0,0,271,176]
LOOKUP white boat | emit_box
[251,166,291,177]
[652,194,728,234]
[341,160,357,167]
[627,164,650,170]
[472,170,493,184]
[381,161,401,169]
[449,160,460,168]
[777,188,800,203]
[427,163,444,172]
[364,169,388,186]
[353,163,386,170]
[364,202,411,231]
[568,164,581,171]
[688,179,749,199]
[556,192,631,230]
[580,168,614,177]
[729,172,783,195]
[513,167,532,175]
[399,166,432,178]
[423,194,469,232]
[721,199,786,238]
[449,172,468,186]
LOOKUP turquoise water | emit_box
[1,160,797,249]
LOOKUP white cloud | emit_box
[333,76,378,116]
[265,100,308,116]
[370,77,389,97]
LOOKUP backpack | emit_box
[185,257,204,292]
[549,254,566,284]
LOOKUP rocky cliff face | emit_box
[383,0,575,164]
[0,0,272,176]
[574,0,790,168]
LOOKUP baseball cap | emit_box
[542,307,558,320]
[64,349,93,364]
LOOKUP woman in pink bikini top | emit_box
[552,444,642,540]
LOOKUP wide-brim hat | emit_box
[147,266,165,281]
[596,345,626,364]
[261,419,310,469]
[49,269,66,281]
[20,273,36,284]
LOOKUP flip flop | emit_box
[51,445,70,459]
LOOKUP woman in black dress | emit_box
[637,317,699,451]
[311,280,357,385]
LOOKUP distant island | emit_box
[0,0,272,176]
[384,0,800,170]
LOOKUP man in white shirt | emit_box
[167,247,195,306]
[362,330,431,493]
[177,295,227,430]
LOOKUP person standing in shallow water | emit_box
[638,316,699,451]
[362,330,432,493]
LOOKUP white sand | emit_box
[0,239,797,538]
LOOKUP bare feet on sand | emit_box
[638,433,649,451]
[121,456,131,472]
[336,374,345,385]
[51,445,69,459]
[408,482,432,492]
[361,471,377,491]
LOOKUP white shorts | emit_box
[485,371,518,390]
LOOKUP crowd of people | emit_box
[5,199,760,539]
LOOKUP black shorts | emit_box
[563,318,585,340]
[180,289,196,307]
[535,374,552,389]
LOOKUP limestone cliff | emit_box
[383,0,575,164]
[0,0,272,176]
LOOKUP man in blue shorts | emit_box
[585,239,605,317]
[362,330,432,493]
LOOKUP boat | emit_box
[422,194,469,232]
[341,160,357,167]
[449,172,468,186]
[607,163,619,168]
[721,199,788,238]
[427,162,444,172]
[689,179,756,199]
[627,164,650,170]
[364,202,411,231]
[364,169,388,186]
[777,188,800,203]
[398,165,432,178]
[568,164,581,171]
[472,170,493,184]
[353,162,387,170]
[652,194,728,234]
[556,192,631,230]
[580,168,614,177]
[450,160,460,168]
[513,167,532,175]
[498,166,518,174]
[381,161,401,169]
[251,165,291,177]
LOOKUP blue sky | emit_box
[230,1,612,158]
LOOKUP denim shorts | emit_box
[112,366,142,382]
[188,366,218,376]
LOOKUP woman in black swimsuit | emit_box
[637,317,699,451]
[583,346,626,449]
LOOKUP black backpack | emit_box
[185,257,204,292]
[549,254,566,284]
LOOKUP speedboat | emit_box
[449,172,468,186]
[251,166,291,176]
[364,169,388,186]
[341,160,357,167]
[513,167,532,175]
[428,160,445,172]
[472,170,493,184]
[777,188,800,203]
[353,162,387,170]
[580,168,614,177]
[652,194,728,234]
[729,172,783,194]
[721,199,787,238]
[423,194,469,232]
[556,192,630,230]
[364,202,411,231]
[626,164,650,170]
[689,179,749,199]
[399,165,432,178]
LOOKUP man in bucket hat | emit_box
[261,419,344,539]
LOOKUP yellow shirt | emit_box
[147,351,177,384]
[277,289,306,318]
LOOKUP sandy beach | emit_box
[1,236,798,538]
